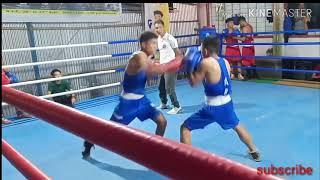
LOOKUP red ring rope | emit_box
[2,139,51,180]
[2,86,281,180]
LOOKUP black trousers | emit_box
[158,74,167,105]
[158,74,180,108]
[282,33,294,79]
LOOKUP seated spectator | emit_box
[48,69,76,107]
[311,64,320,81]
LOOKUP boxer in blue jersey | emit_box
[82,31,183,158]
[180,36,261,162]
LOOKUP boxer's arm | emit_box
[188,61,207,87]
[231,29,241,40]
[224,59,232,78]
[233,26,250,41]
[232,36,245,41]
[143,54,183,75]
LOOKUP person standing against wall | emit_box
[154,20,182,114]
[222,17,244,80]
[234,16,259,80]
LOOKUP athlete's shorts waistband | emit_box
[227,45,240,48]
[205,95,231,106]
[121,91,144,100]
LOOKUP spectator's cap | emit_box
[225,18,234,24]
[50,69,62,76]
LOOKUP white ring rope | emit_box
[2,55,113,69]
[4,69,118,87]
[2,34,196,53]
[2,41,111,53]
[40,82,121,99]
[2,82,121,106]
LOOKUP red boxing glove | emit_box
[161,55,184,72]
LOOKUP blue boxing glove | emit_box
[222,28,229,37]
[182,47,202,73]
[5,71,19,83]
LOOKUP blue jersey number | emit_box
[224,77,229,95]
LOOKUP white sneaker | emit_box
[167,107,182,114]
[157,103,169,109]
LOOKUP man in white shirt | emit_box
[154,20,182,114]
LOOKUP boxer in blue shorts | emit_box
[180,36,261,162]
[82,31,183,158]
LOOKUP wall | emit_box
[169,3,198,50]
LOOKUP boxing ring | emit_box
[2,30,320,180]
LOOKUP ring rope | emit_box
[2,45,199,69]
[222,55,320,61]
[223,42,320,46]
[232,66,320,74]
[2,139,51,180]
[5,69,123,88]
[2,86,280,180]
[2,54,112,69]
[2,34,198,53]
[219,29,320,36]
[2,68,124,106]
[2,82,121,106]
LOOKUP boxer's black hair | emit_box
[153,10,163,17]
[139,31,158,44]
[50,69,62,76]
[225,17,234,24]
[202,35,221,55]
[238,16,246,22]
[154,19,165,26]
